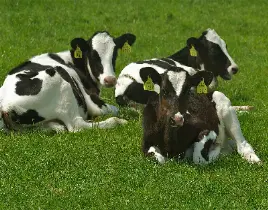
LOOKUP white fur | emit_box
[91,32,117,86]
[193,131,218,164]
[211,91,261,163]
[148,146,166,164]
[167,71,186,97]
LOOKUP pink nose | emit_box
[104,76,117,87]
[173,114,184,126]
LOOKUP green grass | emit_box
[1,0,268,209]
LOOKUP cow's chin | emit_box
[220,72,232,80]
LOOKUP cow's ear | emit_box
[114,33,136,49]
[186,37,200,49]
[70,38,89,52]
[189,71,214,87]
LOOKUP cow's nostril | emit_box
[231,67,238,74]
[104,76,117,86]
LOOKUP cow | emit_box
[142,68,261,165]
[0,31,136,132]
[115,28,238,106]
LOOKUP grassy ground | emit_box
[0,0,268,209]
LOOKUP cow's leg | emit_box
[61,116,127,132]
[147,146,166,164]
[193,130,220,164]
[212,91,261,164]
[86,93,119,117]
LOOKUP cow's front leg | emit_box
[148,146,166,164]
[87,94,119,117]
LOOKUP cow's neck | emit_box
[168,47,204,70]
[58,51,100,95]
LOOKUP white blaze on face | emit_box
[205,29,238,74]
[167,71,186,97]
[91,32,116,85]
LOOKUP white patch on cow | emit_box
[193,131,217,164]
[167,71,186,97]
[205,29,238,75]
[91,32,116,85]
[148,146,166,164]
[211,91,261,164]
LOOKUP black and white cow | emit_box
[0,31,136,132]
[115,28,238,106]
[142,68,260,164]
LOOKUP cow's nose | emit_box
[104,76,117,87]
[231,67,238,75]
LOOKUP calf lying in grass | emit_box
[142,69,261,164]
[0,31,136,132]
[115,29,238,106]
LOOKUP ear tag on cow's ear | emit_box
[196,78,208,94]
[74,45,83,58]
[190,45,197,57]
[121,41,131,53]
[143,76,155,92]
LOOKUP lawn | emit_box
[0,0,268,209]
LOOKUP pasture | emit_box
[0,0,268,209]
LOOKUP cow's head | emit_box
[71,32,136,88]
[187,29,238,81]
[159,70,213,127]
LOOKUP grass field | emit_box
[0,0,268,209]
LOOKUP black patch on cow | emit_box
[140,67,162,85]
[87,47,104,82]
[160,58,176,66]
[136,59,174,70]
[90,94,105,108]
[48,53,66,65]
[201,137,214,162]
[9,61,52,75]
[55,66,87,113]
[15,71,43,96]
[11,109,45,124]
[123,82,158,105]
[46,68,56,77]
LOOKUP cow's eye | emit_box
[162,89,168,96]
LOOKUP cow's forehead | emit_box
[204,29,226,47]
[92,32,116,53]
[167,71,187,97]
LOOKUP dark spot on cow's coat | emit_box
[46,67,56,77]
[201,139,213,161]
[9,61,51,75]
[11,109,45,124]
[136,59,174,70]
[90,94,105,108]
[87,49,104,81]
[15,72,43,96]
[48,53,66,65]
[55,66,87,113]
[124,82,158,105]
[140,67,162,85]
[160,58,176,66]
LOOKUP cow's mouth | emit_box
[220,71,232,80]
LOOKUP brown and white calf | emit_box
[0,31,136,132]
[142,68,260,164]
[115,29,238,106]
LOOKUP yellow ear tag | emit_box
[143,76,155,92]
[121,42,131,53]
[190,45,197,57]
[74,45,83,58]
[196,78,208,94]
